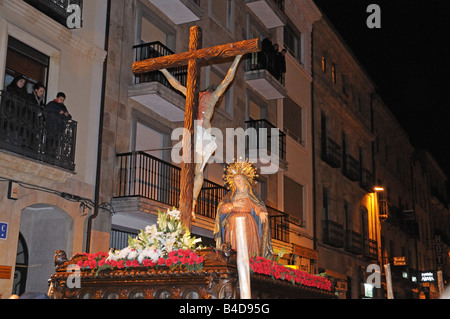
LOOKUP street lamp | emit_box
[373,186,384,192]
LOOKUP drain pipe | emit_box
[310,24,318,251]
[85,0,111,253]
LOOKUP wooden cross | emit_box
[133,26,261,230]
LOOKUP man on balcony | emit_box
[46,92,72,121]
[45,92,72,158]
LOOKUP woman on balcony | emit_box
[214,160,273,258]
[6,75,29,100]
[2,75,29,143]
[28,83,46,108]
[26,83,46,153]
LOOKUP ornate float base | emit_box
[48,248,336,299]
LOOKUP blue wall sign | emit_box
[0,222,8,240]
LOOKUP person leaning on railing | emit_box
[44,92,72,158]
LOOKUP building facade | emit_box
[311,11,450,299]
[0,0,107,298]
[412,150,450,298]
[312,15,379,299]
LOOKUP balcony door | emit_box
[132,121,178,204]
[136,122,164,159]
[137,3,175,48]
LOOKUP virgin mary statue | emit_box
[214,160,273,259]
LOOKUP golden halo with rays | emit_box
[223,158,258,190]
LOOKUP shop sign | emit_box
[292,244,318,260]
[393,256,406,266]
[420,271,435,282]
[0,266,12,279]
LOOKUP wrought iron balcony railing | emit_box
[360,168,374,193]
[116,151,289,242]
[0,90,77,171]
[345,230,363,255]
[23,0,83,28]
[267,206,289,243]
[321,137,342,168]
[245,119,286,162]
[343,154,360,182]
[363,238,377,260]
[322,220,344,248]
[245,49,285,85]
[133,41,187,94]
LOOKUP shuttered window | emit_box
[4,36,49,91]
[283,96,303,143]
[284,176,304,224]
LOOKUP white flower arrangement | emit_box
[107,208,203,266]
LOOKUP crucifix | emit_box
[133,26,261,230]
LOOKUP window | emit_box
[254,177,267,202]
[283,97,303,144]
[210,0,233,30]
[321,56,327,73]
[331,63,337,84]
[247,95,267,121]
[248,99,262,121]
[344,201,352,231]
[140,16,166,44]
[133,116,172,162]
[137,4,175,49]
[361,207,370,244]
[341,74,348,95]
[321,111,328,146]
[284,24,302,63]
[341,131,347,172]
[4,37,49,95]
[135,123,164,159]
[284,176,304,224]
[322,187,330,221]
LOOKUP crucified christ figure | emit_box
[161,55,243,216]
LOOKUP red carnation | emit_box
[195,256,204,264]
[143,259,156,267]
[165,258,173,267]
[168,251,177,258]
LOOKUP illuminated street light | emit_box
[373,186,384,192]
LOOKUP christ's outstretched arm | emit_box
[160,69,187,96]
[212,55,243,105]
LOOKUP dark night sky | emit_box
[312,0,450,178]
